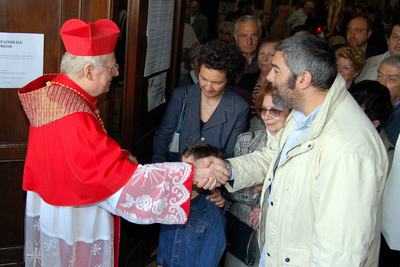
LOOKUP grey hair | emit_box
[380,56,400,69]
[276,34,337,90]
[60,52,107,77]
[233,15,262,36]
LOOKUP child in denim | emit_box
[157,144,226,267]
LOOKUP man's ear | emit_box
[297,70,312,90]
[83,63,95,80]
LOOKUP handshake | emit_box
[192,156,230,190]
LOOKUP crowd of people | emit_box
[18,0,400,266]
[156,0,400,266]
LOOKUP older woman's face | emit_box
[260,94,290,135]
[258,42,276,74]
[198,65,227,98]
[337,57,359,85]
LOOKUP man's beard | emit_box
[272,75,299,109]
[272,94,291,110]
[347,38,359,47]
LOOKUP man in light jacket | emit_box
[356,20,400,82]
[224,34,388,266]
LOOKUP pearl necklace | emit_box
[46,80,106,133]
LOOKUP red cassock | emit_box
[19,74,193,267]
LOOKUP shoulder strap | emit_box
[176,86,188,133]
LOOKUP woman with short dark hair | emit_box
[152,39,249,162]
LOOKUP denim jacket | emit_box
[157,194,226,267]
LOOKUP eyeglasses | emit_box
[346,27,368,33]
[102,63,119,73]
[237,33,259,41]
[258,107,282,117]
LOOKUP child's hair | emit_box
[181,144,223,160]
[349,80,393,131]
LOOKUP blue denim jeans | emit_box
[157,193,226,267]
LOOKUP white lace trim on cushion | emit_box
[116,162,192,224]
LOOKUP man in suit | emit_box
[234,15,262,98]
[185,0,208,43]
[377,56,400,146]
[356,20,400,82]
[346,16,386,59]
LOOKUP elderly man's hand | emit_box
[193,156,229,190]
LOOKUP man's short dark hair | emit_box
[276,33,337,90]
[349,80,393,131]
[348,15,372,31]
[181,144,223,160]
[386,19,400,39]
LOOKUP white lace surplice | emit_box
[25,162,192,267]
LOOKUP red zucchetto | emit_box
[60,18,120,56]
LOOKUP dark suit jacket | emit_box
[152,84,249,162]
[365,42,387,59]
[185,13,208,43]
[384,104,400,145]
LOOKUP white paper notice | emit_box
[0,32,44,88]
[144,0,175,77]
[148,72,167,111]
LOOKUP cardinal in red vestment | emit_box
[18,18,228,267]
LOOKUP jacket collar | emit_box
[284,75,347,142]
[19,73,97,106]
[306,75,347,140]
[184,84,236,130]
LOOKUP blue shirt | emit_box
[278,107,321,166]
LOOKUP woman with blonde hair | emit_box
[335,45,366,89]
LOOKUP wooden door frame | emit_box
[121,0,186,156]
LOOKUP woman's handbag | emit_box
[225,211,258,266]
[167,87,187,160]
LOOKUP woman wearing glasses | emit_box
[224,82,290,267]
